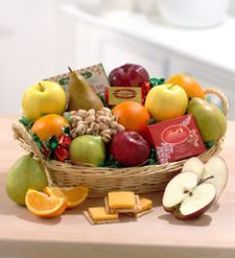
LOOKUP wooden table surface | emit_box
[0,117,235,258]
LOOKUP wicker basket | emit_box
[12,88,229,198]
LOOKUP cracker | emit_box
[84,207,120,225]
[126,209,153,218]
[124,198,153,218]
[84,211,120,225]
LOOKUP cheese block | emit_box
[107,191,136,209]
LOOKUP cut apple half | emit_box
[175,183,216,220]
[163,171,217,220]
[163,172,199,212]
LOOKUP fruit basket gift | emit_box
[12,63,229,198]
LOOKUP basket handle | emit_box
[205,88,230,116]
[12,122,44,163]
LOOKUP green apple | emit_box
[22,81,66,121]
[145,83,188,121]
[70,135,105,166]
[6,155,48,206]
[187,97,226,142]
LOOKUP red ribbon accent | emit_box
[140,81,151,104]
[55,146,69,161]
[58,134,72,148]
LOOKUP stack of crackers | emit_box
[84,191,153,225]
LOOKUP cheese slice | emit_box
[88,207,119,221]
[108,191,136,209]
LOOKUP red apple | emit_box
[108,64,150,87]
[110,131,150,167]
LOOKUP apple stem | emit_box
[199,175,214,185]
[38,82,45,92]
[168,83,176,89]
[68,67,73,73]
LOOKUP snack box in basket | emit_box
[143,114,206,164]
[45,63,110,97]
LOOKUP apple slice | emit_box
[162,172,216,220]
[203,156,228,199]
[182,157,204,178]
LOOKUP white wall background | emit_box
[0,0,234,115]
[0,0,78,114]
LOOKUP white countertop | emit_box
[62,3,235,76]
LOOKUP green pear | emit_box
[68,67,104,111]
[188,98,226,142]
[69,135,105,166]
[6,155,48,206]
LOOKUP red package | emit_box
[145,115,206,164]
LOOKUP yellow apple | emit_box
[145,83,188,121]
[22,81,66,121]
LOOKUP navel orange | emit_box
[31,114,68,141]
[112,101,150,132]
[166,73,205,98]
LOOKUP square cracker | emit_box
[126,198,153,218]
[84,207,120,225]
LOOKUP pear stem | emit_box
[29,152,34,158]
[199,175,214,185]
[68,67,73,73]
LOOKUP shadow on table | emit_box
[16,213,62,225]
[0,196,62,226]
[158,214,212,226]
[208,202,220,213]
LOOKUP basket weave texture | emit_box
[12,88,229,198]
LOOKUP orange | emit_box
[112,101,150,132]
[44,186,89,209]
[31,114,68,141]
[25,189,67,218]
[166,73,205,98]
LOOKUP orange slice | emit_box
[25,189,67,218]
[44,186,89,209]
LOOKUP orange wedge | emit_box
[44,186,89,209]
[25,189,67,218]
